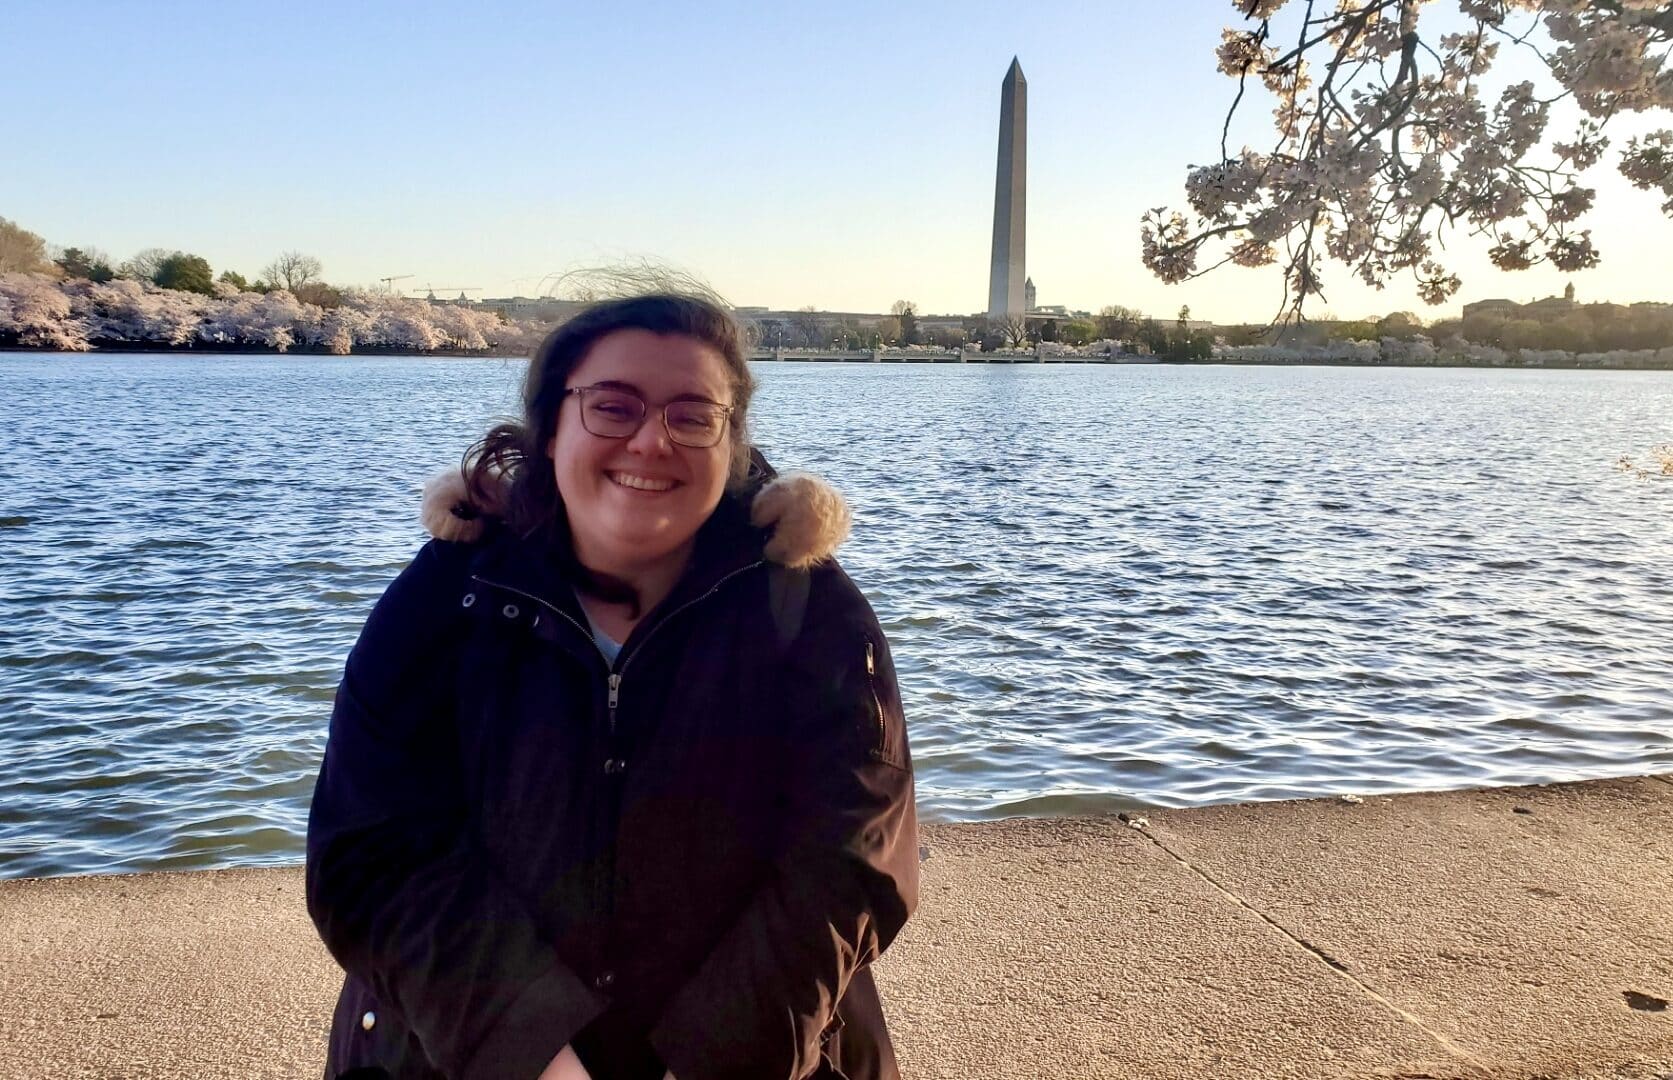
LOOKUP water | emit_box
[2,353,1671,879]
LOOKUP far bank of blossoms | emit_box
[1145,0,1673,319]
[0,274,548,354]
[1214,335,1673,369]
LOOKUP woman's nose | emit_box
[626,410,673,454]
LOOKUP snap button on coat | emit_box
[361,1011,376,1031]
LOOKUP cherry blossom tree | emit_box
[70,278,208,346]
[363,297,444,351]
[1,272,532,355]
[0,273,89,350]
[425,300,503,351]
[1144,0,1673,321]
[293,301,365,355]
[199,289,308,351]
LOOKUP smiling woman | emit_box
[305,292,919,1080]
[550,331,740,630]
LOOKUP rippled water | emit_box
[2,353,1671,878]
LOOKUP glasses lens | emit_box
[664,402,729,447]
[580,390,645,437]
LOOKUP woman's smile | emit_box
[606,470,680,493]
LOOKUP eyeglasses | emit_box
[565,385,734,448]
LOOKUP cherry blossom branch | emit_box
[1143,0,1673,320]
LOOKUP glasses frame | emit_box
[564,384,735,449]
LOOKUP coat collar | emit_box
[465,490,769,636]
[422,459,850,572]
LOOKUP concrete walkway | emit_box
[2,775,1670,1079]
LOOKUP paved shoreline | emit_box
[3,776,1670,1079]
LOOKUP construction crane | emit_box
[378,274,413,293]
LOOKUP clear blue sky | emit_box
[3,0,1667,322]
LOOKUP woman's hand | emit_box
[537,1045,592,1080]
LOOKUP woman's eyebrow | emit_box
[590,379,725,405]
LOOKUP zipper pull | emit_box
[607,672,622,735]
[865,641,876,676]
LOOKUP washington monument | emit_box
[987,58,1027,319]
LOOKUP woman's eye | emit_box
[670,408,720,433]
[591,401,636,420]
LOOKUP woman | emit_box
[306,293,918,1080]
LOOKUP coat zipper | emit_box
[473,560,771,978]
[865,638,887,754]
[473,562,765,734]
[604,561,764,727]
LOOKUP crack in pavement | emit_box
[1125,819,1490,1077]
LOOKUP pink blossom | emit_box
[1147,0,1673,319]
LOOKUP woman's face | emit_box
[550,328,736,572]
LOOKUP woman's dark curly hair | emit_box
[463,292,757,538]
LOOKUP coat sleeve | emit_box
[306,540,607,1080]
[648,567,919,1080]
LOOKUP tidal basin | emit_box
[2,353,1671,878]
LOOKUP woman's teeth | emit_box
[609,472,676,492]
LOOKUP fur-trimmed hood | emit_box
[420,466,850,570]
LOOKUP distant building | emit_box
[1462,299,1520,319]
[1024,277,1037,312]
[1527,294,1576,316]
[735,309,886,331]
[1463,289,1584,323]
[473,296,589,323]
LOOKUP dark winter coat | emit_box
[306,491,918,1080]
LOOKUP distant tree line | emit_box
[0,215,346,303]
[1210,303,1673,356]
[0,272,544,354]
[0,215,547,354]
[1449,302,1673,354]
[744,302,1198,355]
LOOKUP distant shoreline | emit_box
[7,344,1673,371]
[0,343,524,359]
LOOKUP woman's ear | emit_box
[750,471,851,569]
